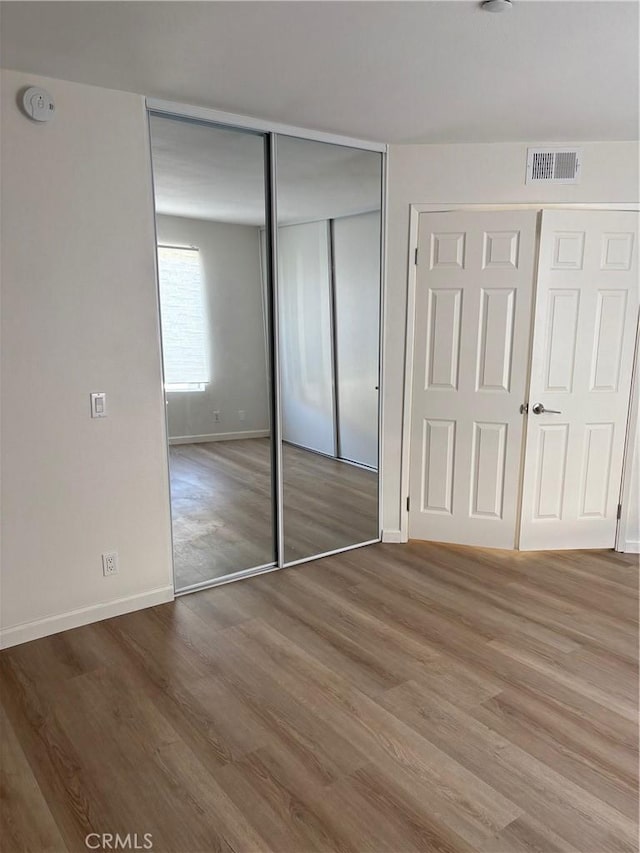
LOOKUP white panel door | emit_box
[519,210,639,550]
[333,212,380,469]
[278,221,336,456]
[409,210,538,548]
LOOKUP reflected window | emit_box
[157,245,209,392]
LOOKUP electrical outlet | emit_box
[102,551,119,577]
[238,410,246,422]
[213,410,221,423]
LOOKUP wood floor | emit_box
[170,438,378,588]
[1,541,638,853]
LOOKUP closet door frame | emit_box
[399,202,640,549]
[146,98,387,589]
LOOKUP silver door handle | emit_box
[532,402,562,415]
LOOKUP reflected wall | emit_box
[275,135,383,564]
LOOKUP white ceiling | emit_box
[1,1,637,145]
[149,115,382,225]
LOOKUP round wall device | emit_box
[482,0,512,11]
[22,86,56,122]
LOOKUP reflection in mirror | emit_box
[149,115,275,591]
[275,135,382,564]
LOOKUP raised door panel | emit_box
[470,422,507,518]
[430,232,465,269]
[551,232,585,270]
[420,419,455,514]
[425,289,462,390]
[590,290,628,392]
[532,424,569,520]
[601,233,634,270]
[476,288,516,392]
[543,290,580,393]
[579,423,615,518]
[482,231,520,269]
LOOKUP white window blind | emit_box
[157,246,209,390]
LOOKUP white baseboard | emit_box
[0,585,175,650]
[169,430,270,445]
[382,529,407,543]
[619,539,640,554]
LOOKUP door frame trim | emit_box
[400,202,640,546]
[615,314,640,553]
[147,98,387,153]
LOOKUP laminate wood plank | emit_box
[486,638,637,722]
[321,551,639,727]
[471,689,638,820]
[110,609,368,787]
[227,620,523,848]
[478,814,583,853]
[0,657,121,851]
[344,763,478,853]
[0,540,637,853]
[377,681,638,853]
[328,545,586,654]
[0,703,67,853]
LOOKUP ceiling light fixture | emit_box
[481,0,512,12]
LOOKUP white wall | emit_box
[0,70,174,647]
[155,215,270,442]
[383,141,640,537]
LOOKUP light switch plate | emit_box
[90,392,107,418]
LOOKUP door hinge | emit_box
[617,503,622,520]
[406,496,410,512]
[414,248,419,265]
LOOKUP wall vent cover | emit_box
[526,148,582,184]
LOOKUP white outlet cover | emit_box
[102,551,119,576]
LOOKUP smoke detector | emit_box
[482,0,512,11]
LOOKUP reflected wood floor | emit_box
[170,438,378,589]
[1,541,638,853]
[169,439,275,588]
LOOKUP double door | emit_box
[409,208,639,550]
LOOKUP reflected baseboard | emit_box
[283,439,378,472]
[169,430,270,445]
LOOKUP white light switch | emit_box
[90,392,107,418]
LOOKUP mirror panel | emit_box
[275,135,382,564]
[149,114,275,591]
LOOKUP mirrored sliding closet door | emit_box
[149,114,276,592]
[275,135,383,565]
[149,107,384,592]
